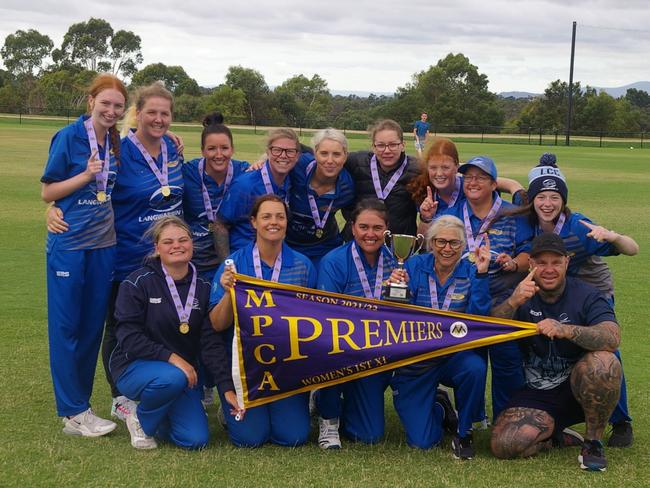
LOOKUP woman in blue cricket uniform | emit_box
[182,112,250,281]
[48,82,185,422]
[217,128,312,252]
[209,195,317,447]
[387,215,491,459]
[315,198,397,448]
[41,74,127,436]
[512,153,639,447]
[441,156,532,421]
[111,216,236,450]
[286,128,355,267]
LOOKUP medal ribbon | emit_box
[428,276,456,311]
[351,242,384,299]
[306,161,334,233]
[127,132,169,188]
[83,118,110,195]
[261,162,290,204]
[462,197,502,251]
[253,243,282,282]
[433,175,461,209]
[553,213,566,234]
[370,154,408,200]
[161,261,197,326]
[198,158,233,222]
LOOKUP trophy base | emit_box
[383,282,411,304]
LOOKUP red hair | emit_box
[86,74,128,163]
[408,137,460,204]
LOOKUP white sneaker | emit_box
[126,412,158,450]
[318,417,342,449]
[62,408,117,437]
[111,396,137,422]
[202,387,215,408]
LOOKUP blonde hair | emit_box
[120,82,174,137]
[145,216,192,258]
[266,128,300,150]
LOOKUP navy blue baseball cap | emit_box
[459,156,498,180]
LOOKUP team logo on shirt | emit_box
[148,185,183,213]
[149,297,162,304]
[450,321,468,338]
[488,229,503,235]
[167,159,180,168]
[529,309,542,317]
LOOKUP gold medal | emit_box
[208,222,214,232]
[96,191,107,202]
[468,252,476,263]
[161,185,171,197]
[179,322,190,334]
[315,228,323,239]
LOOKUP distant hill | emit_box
[595,81,650,98]
[330,89,393,98]
[498,82,650,100]
[498,91,540,99]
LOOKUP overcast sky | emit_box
[1,0,649,95]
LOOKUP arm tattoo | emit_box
[568,322,620,352]
[492,299,517,319]
[212,220,231,263]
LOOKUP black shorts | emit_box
[506,379,584,432]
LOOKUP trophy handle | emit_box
[383,230,392,253]
[414,234,425,255]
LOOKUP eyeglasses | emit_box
[432,238,463,250]
[269,146,299,158]
[373,142,402,152]
[463,174,492,183]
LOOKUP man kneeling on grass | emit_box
[490,233,622,472]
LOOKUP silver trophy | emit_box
[383,230,424,302]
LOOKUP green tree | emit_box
[575,89,617,132]
[201,85,247,122]
[516,80,585,132]
[131,63,200,96]
[174,94,204,122]
[56,18,113,71]
[274,74,332,127]
[32,68,95,114]
[107,30,143,78]
[225,66,270,124]
[1,29,53,77]
[625,88,650,109]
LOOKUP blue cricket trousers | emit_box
[391,350,487,449]
[47,246,115,416]
[117,360,209,450]
[316,371,392,444]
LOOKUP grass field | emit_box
[1,118,649,487]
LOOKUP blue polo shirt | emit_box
[442,194,532,303]
[112,132,183,281]
[41,115,116,252]
[182,158,250,274]
[286,158,355,262]
[414,120,430,138]
[217,156,312,252]
[403,253,490,315]
[210,241,317,307]
[317,241,396,297]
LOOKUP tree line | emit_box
[1,17,649,134]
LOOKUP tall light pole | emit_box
[566,21,577,146]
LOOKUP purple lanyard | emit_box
[306,161,334,232]
[351,243,384,299]
[370,154,408,200]
[436,175,461,207]
[198,158,233,222]
[253,244,282,282]
[127,132,169,189]
[261,162,289,204]
[161,262,197,330]
[428,276,456,311]
[83,118,110,194]
[462,197,502,250]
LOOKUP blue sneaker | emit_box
[579,439,607,472]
